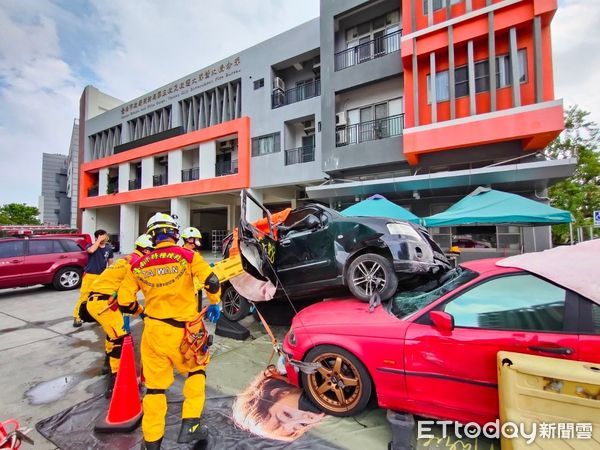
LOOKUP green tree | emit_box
[0,203,41,225]
[545,105,600,244]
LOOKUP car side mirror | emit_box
[305,214,320,230]
[430,311,454,333]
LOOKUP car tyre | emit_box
[301,345,372,417]
[221,284,251,322]
[53,267,83,291]
[346,253,398,302]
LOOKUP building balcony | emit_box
[336,114,405,147]
[181,167,200,182]
[128,178,141,190]
[216,159,238,177]
[335,30,401,72]
[285,145,315,165]
[272,79,320,109]
[153,174,168,186]
[88,185,99,197]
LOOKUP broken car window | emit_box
[391,268,477,320]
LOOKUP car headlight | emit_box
[287,329,296,346]
[387,222,422,239]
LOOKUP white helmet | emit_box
[134,234,153,250]
[146,212,179,240]
[181,227,202,240]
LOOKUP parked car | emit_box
[280,247,600,425]
[0,235,90,290]
[221,190,451,323]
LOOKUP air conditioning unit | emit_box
[312,56,321,74]
[335,112,347,126]
[273,77,285,92]
[303,120,316,134]
[156,155,168,165]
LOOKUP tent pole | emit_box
[532,226,537,252]
[569,223,574,245]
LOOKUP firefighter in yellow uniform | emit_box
[80,234,154,397]
[118,213,221,450]
[72,230,114,327]
[181,227,222,310]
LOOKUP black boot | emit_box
[177,418,208,443]
[101,354,110,375]
[104,373,116,399]
[140,438,162,449]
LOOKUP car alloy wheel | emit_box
[223,288,241,316]
[60,270,80,288]
[352,260,387,297]
[306,352,363,414]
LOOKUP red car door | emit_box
[577,296,600,364]
[23,239,69,284]
[0,240,26,288]
[404,273,580,425]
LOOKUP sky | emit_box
[0,0,598,207]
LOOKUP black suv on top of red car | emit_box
[0,234,91,291]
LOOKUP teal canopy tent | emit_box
[423,187,573,227]
[341,194,420,223]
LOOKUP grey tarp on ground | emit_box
[35,387,341,450]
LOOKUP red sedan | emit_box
[281,248,600,425]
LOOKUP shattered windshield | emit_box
[391,268,478,319]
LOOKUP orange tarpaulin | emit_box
[229,208,292,257]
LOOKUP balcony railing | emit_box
[128,178,141,190]
[285,145,315,165]
[153,174,168,186]
[88,185,99,197]
[182,167,199,182]
[336,114,405,147]
[334,29,402,71]
[272,79,321,109]
[216,159,238,177]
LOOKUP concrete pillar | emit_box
[98,167,109,195]
[118,163,129,192]
[171,197,191,229]
[226,195,239,232]
[120,204,139,254]
[246,188,264,223]
[141,157,154,189]
[199,141,216,180]
[168,149,183,184]
[82,209,97,236]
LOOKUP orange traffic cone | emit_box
[95,335,143,433]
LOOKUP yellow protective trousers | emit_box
[73,273,99,320]
[85,294,128,374]
[141,317,209,442]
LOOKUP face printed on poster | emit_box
[232,367,326,441]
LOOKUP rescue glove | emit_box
[206,304,221,323]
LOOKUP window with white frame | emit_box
[252,132,280,156]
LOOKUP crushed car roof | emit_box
[497,240,600,305]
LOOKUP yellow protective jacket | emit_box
[118,242,219,322]
[89,250,144,296]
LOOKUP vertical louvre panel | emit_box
[215,88,222,124]
[221,87,230,122]
[107,129,114,157]
[235,81,242,118]
[194,96,200,131]
[227,83,234,120]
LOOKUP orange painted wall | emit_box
[403,102,564,164]
[79,117,250,209]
